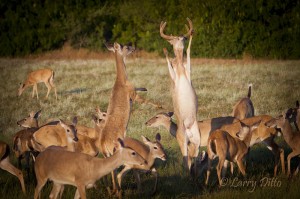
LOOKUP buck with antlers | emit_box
[232,84,254,120]
[160,18,200,172]
[0,140,26,194]
[96,42,147,193]
[18,68,57,100]
[34,139,147,199]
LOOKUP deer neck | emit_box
[242,131,253,148]
[66,137,75,152]
[93,151,123,178]
[282,119,294,144]
[115,53,128,84]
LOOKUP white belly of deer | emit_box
[175,76,197,128]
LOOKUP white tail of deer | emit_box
[34,139,147,199]
[160,18,200,172]
[0,141,26,194]
[117,133,166,195]
[18,68,57,100]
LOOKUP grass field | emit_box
[0,56,300,199]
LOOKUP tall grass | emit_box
[0,57,299,198]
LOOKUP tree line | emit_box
[0,0,299,59]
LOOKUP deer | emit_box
[145,112,239,176]
[160,18,200,172]
[96,42,147,193]
[18,68,57,100]
[205,121,260,186]
[34,139,147,199]
[286,100,300,131]
[0,140,26,194]
[266,112,300,176]
[117,133,166,195]
[232,84,254,120]
[76,107,107,139]
[13,110,42,176]
[220,115,285,176]
[31,117,99,157]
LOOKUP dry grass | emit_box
[0,53,300,198]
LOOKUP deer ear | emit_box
[141,135,150,144]
[59,119,66,128]
[34,109,42,119]
[72,117,78,126]
[168,112,174,117]
[156,133,161,141]
[29,111,35,118]
[104,42,115,52]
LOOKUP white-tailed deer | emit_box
[145,112,238,176]
[232,84,254,120]
[18,68,57,100]
[34,139,147,199]
[77,107,107,139]
[160,18,200,172]
[0,140,26,194]
[14,110,41,175]
[266,112,300,176]
[117,133,166,195]
[205,121,260,186]
[286,100,300,131]
[220,115,285,176]
[97,42,146,192]
[31,117,99,157]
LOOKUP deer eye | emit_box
[67,129,70,132]
[132,152,136,155]
[154,146,158,150]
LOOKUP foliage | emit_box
[0,0,299,58]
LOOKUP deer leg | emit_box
[49,183,63,199]
[75,184,86,199]
[133,170,142,192]
[150,168,158,195]
[217,157,226,186]
[287,151,300,176]
[34,175,47,199]
[236,155,246,177]
[263,137,285,176]
[0,157,26,194]
[117,166,131,190]
[205,157,212,185]
[49,77,57,100]
[44,82,51,99]
[176,129,190,172]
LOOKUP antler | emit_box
[184,18,193,37]
[160,21,176,40]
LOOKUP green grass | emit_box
[0,57,300,198]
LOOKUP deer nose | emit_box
[73,137,79,142]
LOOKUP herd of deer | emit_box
[1,18,300,198]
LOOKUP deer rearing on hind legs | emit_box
[160,18,200,173]
[96,42,147,195]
